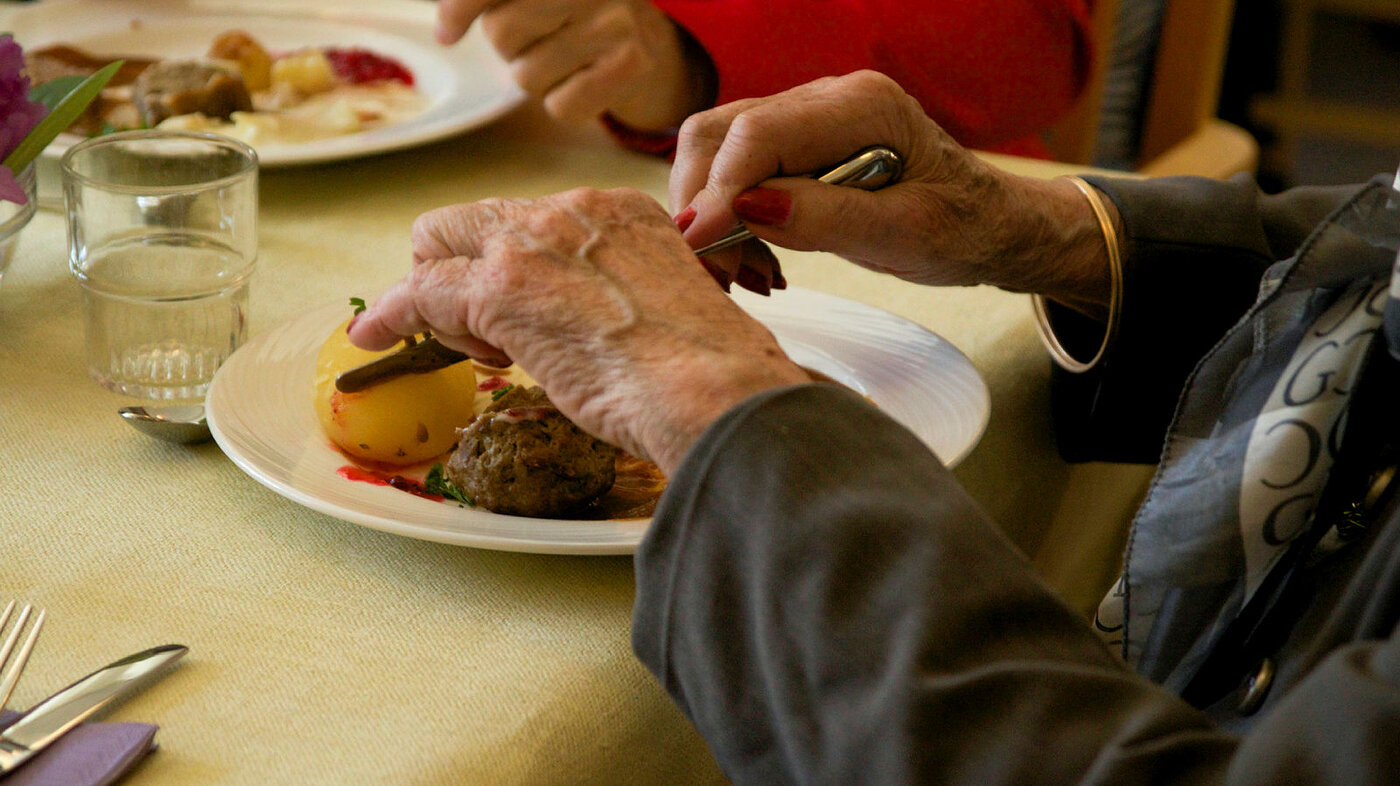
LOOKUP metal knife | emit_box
[334,145,904,394]
[0,644,188,775]
[335,332,475,394]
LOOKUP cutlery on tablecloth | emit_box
[0,644,187,777]
[335,145,904,393]
[0,602,44,714]
[118,403,212,445]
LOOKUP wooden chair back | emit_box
[1044,0,1120,165]
[1046,0,1252,175]
[1137,0,1237,164]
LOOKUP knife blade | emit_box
[334,333,471,394]
[334,145,904,394]
[0,644,188,775]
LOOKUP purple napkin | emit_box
[0,710,157,786]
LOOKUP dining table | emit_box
[0,14,1153,783]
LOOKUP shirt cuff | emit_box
[600,113,679,159]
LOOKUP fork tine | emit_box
[0,605,44,714]
[0,603,27,670]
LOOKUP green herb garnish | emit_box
[349,296,367,315]
[490,383,515,402]
[425,462,474,505]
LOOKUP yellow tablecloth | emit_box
[0,90,1147,783]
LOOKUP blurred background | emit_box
[1221,0,1400,189]
[1048,0,1400,191]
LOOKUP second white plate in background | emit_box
[9,0,526,167]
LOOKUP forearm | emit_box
[995,174,1120,319]
[634,384,1237,784]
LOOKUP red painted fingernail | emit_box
[700,259,732,293]
[732,187,791,226]
[735,265,772,296]
[673,205,697,232]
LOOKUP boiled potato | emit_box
[208,30,273,92]
[313,319,478,466]
[271,49,336,95]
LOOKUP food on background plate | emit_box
[445,385,619,518]
[133,60,252,126]
[24,30,426,144]
[21,46,155,135]
[208,30,272,92]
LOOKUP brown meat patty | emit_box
[445,386,618,517]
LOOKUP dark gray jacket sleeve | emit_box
[634,385,1237,784]
[633,384,1400,784]
[632,178,1400,784]
[1052,175,1362,463]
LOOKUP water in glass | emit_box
[76,235,249,400]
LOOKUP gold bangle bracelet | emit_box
[1032,176,1124,373]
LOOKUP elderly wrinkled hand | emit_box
[434,0,712,131]
[346,188,809,475]
[671,71,1114,310]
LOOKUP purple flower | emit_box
[0,35,47,205]
[0,167,25,205]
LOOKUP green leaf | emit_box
[4,60,123,174]
[424,463,474,505]
[28,75,88,111]
[349,296,367,315]
[491,383,515,402]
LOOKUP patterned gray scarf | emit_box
[1094,177,1400,691]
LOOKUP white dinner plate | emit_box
[206,288,989,555]
[9,0,526,167]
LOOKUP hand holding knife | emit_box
[336,145,904,394]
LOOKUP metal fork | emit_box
[0,601,45,714]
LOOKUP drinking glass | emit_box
[62,131,258,400]
[0,163,37,294]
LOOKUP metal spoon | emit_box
[118,404,212,444]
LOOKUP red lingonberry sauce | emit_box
[323,48,415,86]
[337,465,441,500]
